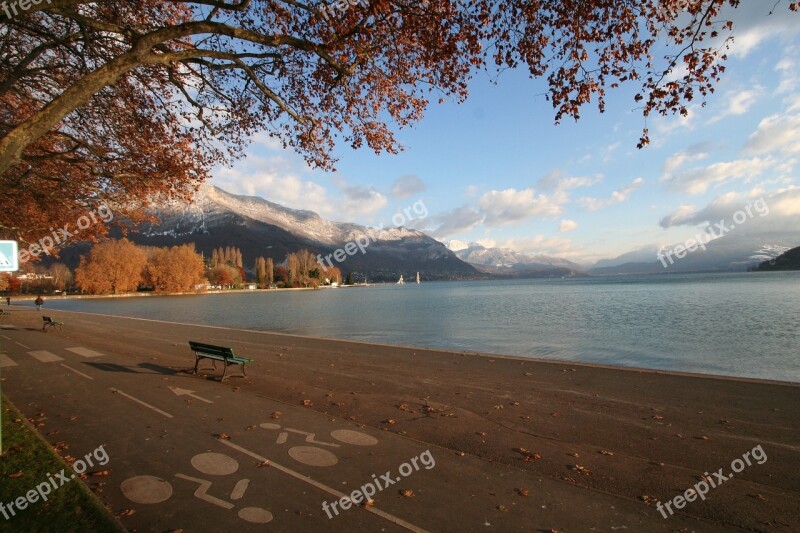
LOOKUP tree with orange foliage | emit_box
[145,244,206,293]
[3,0,795,248]
[74,238,147,294]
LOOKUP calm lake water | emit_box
[27,272,800,383]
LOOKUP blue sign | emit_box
[0,241,19,272]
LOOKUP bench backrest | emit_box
[43,316,52,323]
[189,341,235,358]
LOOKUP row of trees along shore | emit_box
[0,239,343,295]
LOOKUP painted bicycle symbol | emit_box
[119,422,379,523]
[120,451,273,523]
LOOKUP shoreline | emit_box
[15,305,800,387]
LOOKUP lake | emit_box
[25,271,800,383]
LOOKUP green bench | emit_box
[42,316,64,331]
[189,341,253,382]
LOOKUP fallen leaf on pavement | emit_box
[400,490,414,498]
[572,464,591,476]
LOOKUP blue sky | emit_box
[213,3,800,265]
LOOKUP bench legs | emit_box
[221,361,246,382]
[193,354,247,382]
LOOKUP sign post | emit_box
[0,240,19,455]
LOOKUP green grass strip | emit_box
[0,396,124,532]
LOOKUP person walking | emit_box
[5,296,9,306]
[35,295,43,310]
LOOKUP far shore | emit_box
[8,283,374,301]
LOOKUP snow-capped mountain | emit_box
[446,242,585,277]
[588,237,793,275]
[133,184,477,281]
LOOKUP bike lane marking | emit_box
[217,438,430,533]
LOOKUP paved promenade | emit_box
[1,306,797,531]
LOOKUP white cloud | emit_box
[478,188,563,226]
[423,206,485,238]
[577,177,644,211]
[390,175,426,200]
[660,157,774,195]
[706,88,762,124]
[663,143,713,174]
[702,2,800,59]
[603,142,621,163]
[559,219,578,232]
[658,187,800,231]
[744,113,800,156]
[775,51,799,95]
[337,183,388,218]
[788,94,800,114]
[213,155,334,216]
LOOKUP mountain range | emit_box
[51,184,798,279]
[130,185,477,282]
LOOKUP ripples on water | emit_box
[34,272,800,382]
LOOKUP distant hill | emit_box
[446,242,587,278]
[589,238,792,275]
[753,245,800,271]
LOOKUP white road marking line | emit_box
[1,334,11,340]
[0,353,17,367]
[110,388,173,418]
[15,341,30,349]
[218,439,429,533]
[28,350,63,363]
[60,364,93,380]
[66,347,104,358]
[0,325,16,330]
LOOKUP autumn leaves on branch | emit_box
[2,0,797,251]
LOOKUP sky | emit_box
[212,2,800,266]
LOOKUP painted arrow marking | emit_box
[168,386,213,404]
